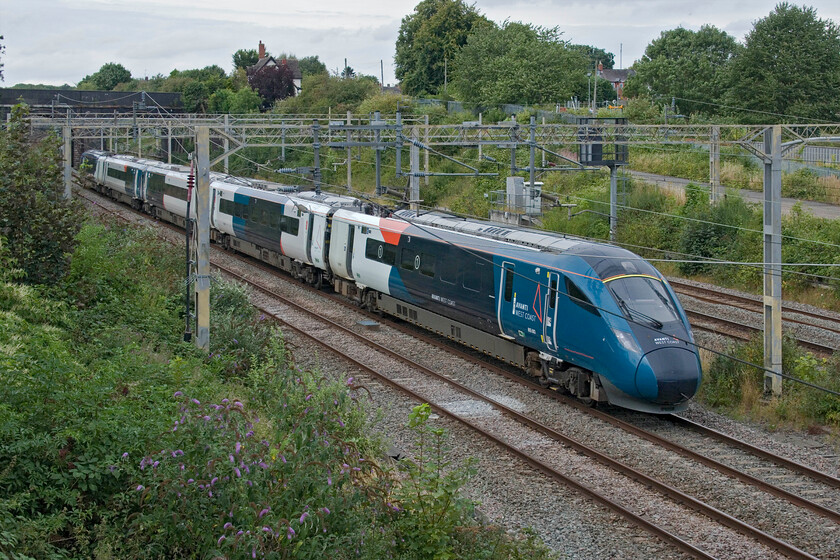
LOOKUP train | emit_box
[78,150,702,414]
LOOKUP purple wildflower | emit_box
[322,507,330,515]
[281,455,286,464]
[208,490,213,497]
[136,485,144,491]
[305,394,312,401]
[246,430,254,438]
[346,377,354,385]
[258,461,268,469]
[337,418,345,427]
[218,535,226,546]
[202,415,211,421]
[222,398,229,404]
[171,449,184,457]
[121,452,129,459]
[235,441,241,454]
[237,530,244,536]
[262,526,272,533]
[152,461,159,469]
[188,479,194,484]
[234,467,241,478]
[299,512,309,523]
[210,477,218,486]
[229,454,235,463]
[287,526,296,540]
[246,480,253,486]
[191,398,200,405]
[258,507,270,518]
[233,401,243,408]
[224,522,233,530]
[327,476,332,486]
[174,391,183,397]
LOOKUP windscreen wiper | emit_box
[616,296,663,330]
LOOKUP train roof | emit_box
[294,190,366,209]
[394,210,581,253]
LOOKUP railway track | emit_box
[670,278,840,357]
[76,185,840,558]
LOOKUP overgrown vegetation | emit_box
[701,336,840,429]
[0,217,555,557]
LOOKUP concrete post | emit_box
[710,125,721,203]
[346,110,352,191]
[610,166,618,242]
[62,126,72,199]
[224,114,230,174]
[763,125,783,396]
[410,126,420,212]
[195,126,211,351]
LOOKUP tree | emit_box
[452,22,588,106]
[79,62,133,90]
[275,73,378,114]
[623,25,739,115]
[0,35,4,82]
[233,48,260,71]
[723,3,840,122]
[298,55,327,77]
[0,104,83,284]
[569,44,615,70]
[395,0,491,96]
[340,66,356,79]
[247,63,296,110]
[182,81,209,113]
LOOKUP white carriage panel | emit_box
[349,227,393,294]
[162,173,190,219]
[279,200,309,262]
[211,183,238,237]
[328,213,353,280]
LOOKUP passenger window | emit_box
[420,253,435,277]
[463,261,483,292]
[565,277,599,316]
[400,249,415,271]
[549,275,558,309]
[503,264,515,302]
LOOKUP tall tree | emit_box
[247,63,296,110]
[452,22,588,106]
[298,55,327,77]
[0,35,5,82]
[395,0,491,96]
[723,3,840,122]
[0,104,82,284]
[623,25,739,115]
[569,44,615,70]
[79,62,133,90]
[233,48,260,71]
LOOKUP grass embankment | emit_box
[630,145,840,205]
[0,220,554,559]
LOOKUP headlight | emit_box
[613,328,641,355]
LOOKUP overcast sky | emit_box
[2,0,839,89]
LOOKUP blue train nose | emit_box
[635,347,701,405]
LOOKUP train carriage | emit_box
[76,149,702,414]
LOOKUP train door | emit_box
[345,224,355,279]
[543,272,560,350]
[305,214,314,264]
[327,216,353,280]
[496,261,516,336]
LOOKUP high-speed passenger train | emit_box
[79,150,702,413]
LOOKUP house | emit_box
[596,63,635,100]
[249,41,303,94]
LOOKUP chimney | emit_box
[259,41,265,60]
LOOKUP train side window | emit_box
[365,239,397,265]
[565,277,599,316]
[286,216,299,235]
[269,208,280,228]
[219,199,234,215]
[503,263,515,302]
[439,261,457,285]
[241,202,250,221]
[463,261,482,292]
[400,249,415,271]
[549,275,558,309]
[420,253,435,277]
